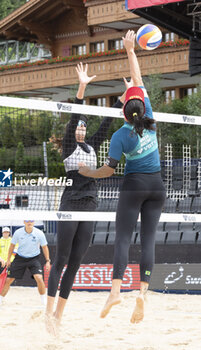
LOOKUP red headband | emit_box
[123,87,145,116]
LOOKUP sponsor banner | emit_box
[44,264,201,291]
[149,264,201,290]
[125,0,184,11]
[44,264,140,290]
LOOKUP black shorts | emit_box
[8,254,43,279]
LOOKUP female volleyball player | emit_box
[46,62,127,335]
[79,31,166,323]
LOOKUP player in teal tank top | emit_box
[79,30,166,324]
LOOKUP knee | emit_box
[34,274,44,283]
[5,277,15,286]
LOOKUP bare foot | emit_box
[100,293,121,318]
[130,295,144,324]
[45,313,60,337]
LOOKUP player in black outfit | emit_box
[45,62,127,336]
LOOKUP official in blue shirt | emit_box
[79,30,166,324]
[0,220,50,306]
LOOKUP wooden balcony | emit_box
[86,0,136,26]
[0,46,189,96]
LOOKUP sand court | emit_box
[0,287,201,350]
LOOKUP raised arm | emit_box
[122,30,143,87]
[62,63,96,159]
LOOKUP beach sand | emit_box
[0,287,201,350]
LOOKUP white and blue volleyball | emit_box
[136,24,162,50]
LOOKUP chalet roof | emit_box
[0,0,85,44]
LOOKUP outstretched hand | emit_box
[122,30,136,52]
[123,77,134,90]
[119,77,134,104]
[76,62,96,86]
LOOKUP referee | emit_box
[0,220,50,306]
[79,31,166,323]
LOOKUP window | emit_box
[108,39,123,50]
[164,32,175,42]
[89,97,106,107]
[165,89,175,103]
[72,44,86,55]
[90,41,104,53]
[110,95,121,106]
[15,195,28,208]
[187,87,197,96]
[180,87,197,98]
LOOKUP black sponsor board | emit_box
[149,264,201,290]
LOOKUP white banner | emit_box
[0,95,201,125]
[0,210,201,222]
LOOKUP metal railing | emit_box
[0,40,51,65]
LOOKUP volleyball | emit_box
[136,24,162,50]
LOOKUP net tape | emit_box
[0,209,200,223]
[0,95,201,125]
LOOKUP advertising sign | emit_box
[149,264,201,290]
[125,0,185,10]
[44,264,201,291]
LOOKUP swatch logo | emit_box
[56,213,62,219]
[57,103,62,110]
[183,214,196,222]
[182,115,195,124]
[56,212,72,220]
[57,103,72,112]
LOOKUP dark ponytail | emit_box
[124,99,156,137]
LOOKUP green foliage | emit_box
[144,74,164,110]
[0,114,15,147]
[0,0,26,20]
[32,112,54,144]
[48,162,66,178]
[0,147,15,170]
[156,82,201,159]
[15,142,25,172]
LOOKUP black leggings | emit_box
[48,198,96,299]
[113,172,166,284]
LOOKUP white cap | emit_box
[2,227,10,233]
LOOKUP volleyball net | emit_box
[0,95,201,225]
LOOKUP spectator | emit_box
[0,227,17,273]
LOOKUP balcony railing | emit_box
[0,40,51,66]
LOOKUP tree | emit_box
[0,114,15,148]
[0,0,26,20]
[15,141,25,173]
